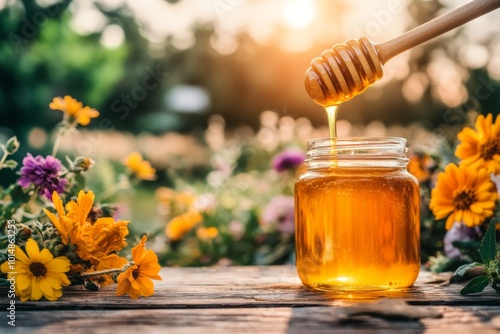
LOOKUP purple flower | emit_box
[444,222,481,259]
[261,195,295,234]
[271,149,306,172]
[18,154,67,199]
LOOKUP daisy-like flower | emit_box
[429,163,497,230]
[455,114,500,174]
[123,152,156,181]
[116,236,162,299]
[18,154,67,199]
[0,239,71,301]
[49,95,99,126]
[165,211,203,241]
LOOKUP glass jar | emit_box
[295,137,420,291]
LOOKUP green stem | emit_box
[0,145,8,170]
[98,175,130,201]
[52,130,64,157]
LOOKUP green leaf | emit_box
[74,173,86,189]
[2,159,18,170]
[451,262,481,283]
[460,275,490,295]
[479,220,497,264]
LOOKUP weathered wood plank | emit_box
[1,306,499,334]
[1,266,498,311]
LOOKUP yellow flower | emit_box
[429,163,497,230]
[0,239,71,301]
[49,95,99,126]
[165,211,203,241]
[116,236,162,299]
[123,152,156,181]
[196,227,218,240]
[456,114,500,174]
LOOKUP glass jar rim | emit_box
[307,137,406,149]
[306,137,409,167]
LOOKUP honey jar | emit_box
[295,137,420,291]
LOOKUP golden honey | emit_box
[304,37,383,106]
[295,137,420,291]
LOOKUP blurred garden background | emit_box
[1,0,500,267]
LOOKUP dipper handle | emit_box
[377,0,500,64]
[305,0,500,107]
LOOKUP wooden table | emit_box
[1,266,499,333]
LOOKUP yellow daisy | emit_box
[429,163,497,230]
[456,114,500,174]
[0,239,71,301]
[49,95,99,126]
[116,236,162,299]
[123,152,156,181]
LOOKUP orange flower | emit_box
[429,163,497,229]
[156,187,196,208]
[456,114,500,174]
[116,236,162,299]
[43,191,86,245]
[123,152,156,181]
[44,190,129,264]
[196,227,218,240]
[77,217,129,261]
[408,153,432,182]
[165,211,203,241]
[49,96,99,126]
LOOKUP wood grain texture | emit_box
[1,266,498,311]
[0,266,499,333]
[2,306,500,334]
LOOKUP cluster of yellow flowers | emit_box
[430,114,500,230]
[0,95,161,301]
[1,191,162,301]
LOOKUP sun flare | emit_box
[283,0,317,29]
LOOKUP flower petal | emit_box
[25,239,40,261]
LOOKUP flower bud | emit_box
[73,156,95,172]
[16,226,32,240]
[5,136,19,154]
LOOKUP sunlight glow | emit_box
[283,0,317,29]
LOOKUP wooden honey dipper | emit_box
[305,0,500,107]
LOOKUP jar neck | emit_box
[306,137,409,169]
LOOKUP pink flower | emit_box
[261,195,295,234]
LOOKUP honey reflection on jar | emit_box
[294,138,420,291]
